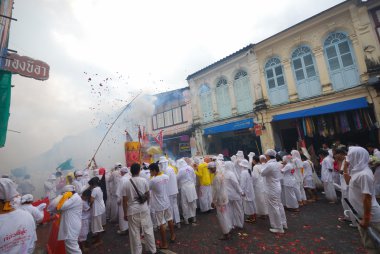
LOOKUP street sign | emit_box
[3,53,50,80]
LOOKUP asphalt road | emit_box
[36,193,368,254]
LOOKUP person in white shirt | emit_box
[116,167,130,235]
[176,158,198,225]
[209,161,233,240]
[239,159,257,223]
[0,178,37,254]
[44,174,57,201]
[344,146,380,253]
[79,189,91,252]
[319,149,337,203]
[252,156,268,217]
[149,162,176,250]
[108,164,122,223]
[89,177,105,245]
[301,155,317,202]
[57,185,83,254]
[159,156,180,228]
[72,170,84,195]
[122,163,157,254]
[281,156,299,212]
[291,150,307,206]
[261,149,287,234]
[224,161,245,229]
[20,194,45,224]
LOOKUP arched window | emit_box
[291,46,321,99]
[323,32,359,90]
[215,77,232,118]
[233,70,253,114]
[265,58,289,105]
[199,84,213,122]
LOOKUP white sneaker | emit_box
[117,230,127,235]
[176,223,181,229]
[269,228,285,234]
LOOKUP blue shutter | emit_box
[265,58,289,105]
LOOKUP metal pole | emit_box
[90,91,142,163]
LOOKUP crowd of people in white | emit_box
[0,143,380,254]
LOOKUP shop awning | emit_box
[203,118,254,135]
[272,97,368,122]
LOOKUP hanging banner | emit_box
[254,124,262,136]
[3,53,50,80]
[0,70,11,147]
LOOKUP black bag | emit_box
[129,178,148,204]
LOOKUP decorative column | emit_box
[282,59,298,102]
[349,33,369,83]
[189,81,201,124]
[210,87,219,119]
[228,81,238,116]
[312,46,333,94]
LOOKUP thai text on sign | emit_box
[3,53,49,80]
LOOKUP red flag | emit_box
[154,130,163,148]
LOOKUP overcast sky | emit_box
[0,0,345,171]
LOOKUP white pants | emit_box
[180,193,197,221]
[64,239,81,254]
[128,211,156,254]
[227,199,244,228]
[199,185,212,212]
[324,182,337,202]
[79,218,90,242]
[243,200,256,216]
[266,191,287,230]
[283,186,299,209]
[169,194,180,224]
[91,214,104,234]
[253,187,268,216]
[294,182,302,202]
[216,204,232,234]
[118,203,129,231]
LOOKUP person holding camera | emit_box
[122,163,156,254]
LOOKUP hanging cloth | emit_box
[302,118,307,137]
[354,110,362,130]
[334,114,340,134]
[305,118,313,137]
[326,115,335,136]
[339,112,351,133]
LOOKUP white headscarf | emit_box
[21,194,34,203]
[282,155,292,164]
[176,159,187,169]
[224,161,239,182]
[346,146,370,175]
[0,178,19,201]
[291,150,303,168]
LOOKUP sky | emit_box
[0,0,345,172]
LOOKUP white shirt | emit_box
[281,163,297,187]
[163,166,179,196]
[20,204,44,224]
[321,156,334,183]
[177,165,196,189]
[139,170,151,181]
[82,200,91,220]
[224,170,243,201]
[72,179,83,195]
[58,193,82,240]
[116,174,131,203]
[44,180,56,200]
[348,168,380,222]
[122,176,150,216]
[0,209,37,254]
[303,161,313,180]
[149,174,170,212]
[240,169,255,202]
[91,187,105,216]
[261,159,283,196]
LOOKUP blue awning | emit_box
[272,97,368,121]
[204,118,254,135]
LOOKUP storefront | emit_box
[162,132,192,159]
[271,97,378,152]
[203,118,262,157]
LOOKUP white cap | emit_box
[265,149,277,157]
[0,178,19,201]
[48,174,57,180]
[120,167,129,173]
[217,154,224,161]
[239,159,250,169]
[21,194,34,203]
[61,185,75,193]
[248,152,255,157]
[115,163,122,169]
[236,151,244,157]
[74,170,83,177]
[159,156,168,163]
[176,159,187,169]
[207,162,216,169]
